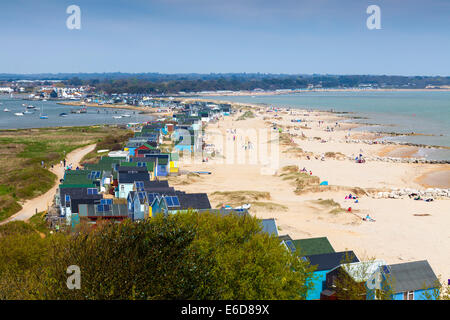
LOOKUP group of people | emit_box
[345,193,376,222]
[300,167,313,176]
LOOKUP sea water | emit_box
[0,96,153,129]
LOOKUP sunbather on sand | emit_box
[363,214,376,222]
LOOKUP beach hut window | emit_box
[403,291,414,300]
[65,195,71,206]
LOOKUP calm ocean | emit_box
[200,91,450,161]
[0,96,153,129]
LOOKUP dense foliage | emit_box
[0,211,315,300]
[3,73,450,94]
[78,75,450,94]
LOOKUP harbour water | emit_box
[200,91,450,161]
[0,96,153,129]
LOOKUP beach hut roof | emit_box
[260,218,278,237]
[305,251,359,272]
[292,237,335,256]
[340,260,386,282]
[384,260,439,293]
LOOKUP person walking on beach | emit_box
[63,159,66,167]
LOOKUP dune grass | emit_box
[0,126,132,222]
[211,191,287,212]
[210,190,272,208]
[313,199,346,214]
[324,151,346,159]
[236,111,255,121]
[278,166,320,193]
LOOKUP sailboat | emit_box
[14,112,24,116]
[39,105,48,119]
[3,108,10,112]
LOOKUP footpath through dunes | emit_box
[0,144,96,226]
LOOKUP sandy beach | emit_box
[173,103,450,281]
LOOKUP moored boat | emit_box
[39,105,48,119]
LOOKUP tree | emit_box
[0,211,315,300]
[333,254,393,300]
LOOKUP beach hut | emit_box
[304,251,359,300]
[366,260,440,300]
[321,259,386,300]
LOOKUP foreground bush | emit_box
[0,212,314,300]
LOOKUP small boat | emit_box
[113,115,122,119]
[24,110,34,114]
[59,113,68,117]
[3,108,10,112]
[39,105,48,119]
[22,103,27,107]
[14,112,24,116]
[121,114,131,117]
[26,105,36,109]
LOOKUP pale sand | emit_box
[0,144,97,226]
[177,107,450,281]
[416,167,450,189]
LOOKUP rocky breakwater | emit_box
[375,188,450,200]
[348,155,450,164]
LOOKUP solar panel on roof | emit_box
[135,181,144,188]
[166,197,173,206]
[383,265,391,274]
[284,240,296,253]
[171,196,180,206]
[87,188,98,195]
[147,193,157,203]
[101,199,113,205]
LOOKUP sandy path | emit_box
[0,144,96,225]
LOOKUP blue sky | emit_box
[0,0,449,75]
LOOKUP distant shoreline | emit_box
[189,88,450,97]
